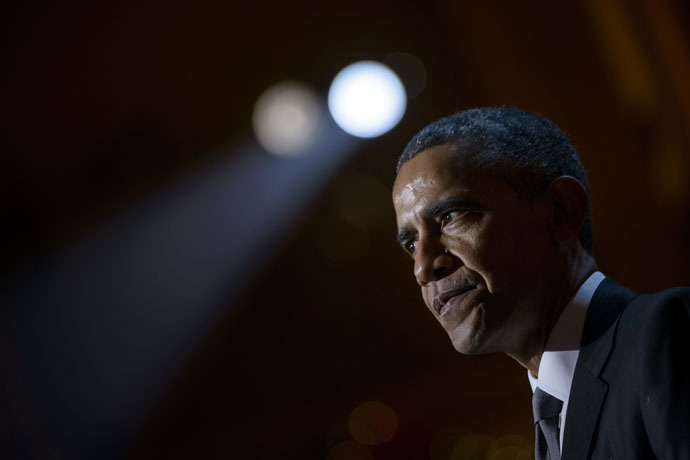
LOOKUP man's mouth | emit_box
[434,285,475,316]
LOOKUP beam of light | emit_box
[252,81,322,157]
[328,61,406,138]
[1,112,358,459]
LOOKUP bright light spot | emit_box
[252,81,322,157]
[328,61,406,138]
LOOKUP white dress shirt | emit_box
[528,271,606,451]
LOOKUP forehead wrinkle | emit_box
[396,175,434,205]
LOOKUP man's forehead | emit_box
[393,145,468,202]
[393,175,436,207]
[399,143,462,173]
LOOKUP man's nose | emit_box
[414,239,454,286]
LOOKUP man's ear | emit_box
[545,176,589,244]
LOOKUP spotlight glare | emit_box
[252,81,322,157]
[328,61,406,138]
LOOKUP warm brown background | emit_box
[3,1,690,459]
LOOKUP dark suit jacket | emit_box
[562,278,690,460]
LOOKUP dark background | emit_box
[2,1,689,459]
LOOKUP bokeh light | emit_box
[431,429,531,460]
[330,170,392,232]
[383,52,427,99]
[252,81,322,157]
[451,433,495,460]
[487,446,532,460]
[348,401,398,445]
[326,421,352,450]
[486,434,532,460]
[328,61,406,138]
[327,440,374,460]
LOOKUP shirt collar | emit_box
[528,271,606,401]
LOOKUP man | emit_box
[392,107,690,460]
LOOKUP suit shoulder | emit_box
[591,282,690,458]
[616,285,690,374]
[621,286,690,325]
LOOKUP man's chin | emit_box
[448,331,489,355]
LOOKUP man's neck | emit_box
[511,249,598,377]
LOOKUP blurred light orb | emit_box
[252,81,321,157]
[348,401,398,445]
[328,61,406,138]
[327,440,374,460]
[331,170,391,232]
[451,433,495,460]
[383,52,427,99]
[486,434,532,460]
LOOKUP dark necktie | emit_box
[533,387,564,460]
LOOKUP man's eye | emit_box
[440,211,462,225]
[405,240,417,253]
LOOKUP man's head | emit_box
[392,108,593,359]
[397,107,592,252]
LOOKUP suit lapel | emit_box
[563,360,608,460]
[562,278,637,460]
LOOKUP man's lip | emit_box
[433,286,475,315]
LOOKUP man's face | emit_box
[392,144,563,356]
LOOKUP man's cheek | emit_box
[421,289,434,313]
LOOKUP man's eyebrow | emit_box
[425,197,479,218]
[396,228,414,247]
